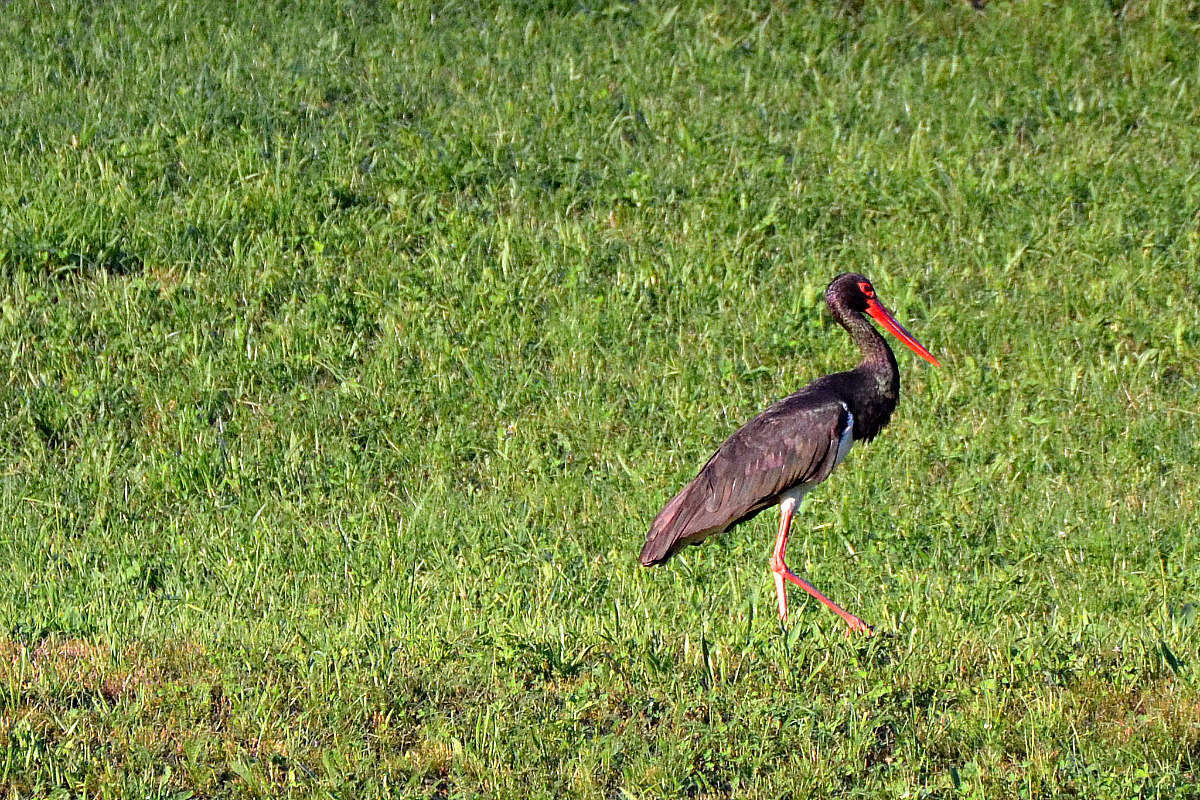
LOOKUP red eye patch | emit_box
[857,281,876,298]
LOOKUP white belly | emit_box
[833,407,854,469]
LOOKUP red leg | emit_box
[771,500,795,620]
[770,499,873,636]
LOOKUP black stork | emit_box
[639,273,939,635]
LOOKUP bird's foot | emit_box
[842,616,875,637]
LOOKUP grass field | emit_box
[1,0,1199,796]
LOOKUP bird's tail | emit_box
[639,484,703,566]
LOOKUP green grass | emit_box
[0,0,1199,796]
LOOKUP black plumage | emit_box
[638,391,849,566]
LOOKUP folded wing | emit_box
[639,392,851,565]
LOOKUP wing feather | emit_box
[639,391,850,565]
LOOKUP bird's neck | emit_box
[832,305,897,375]
[831,307,900,440]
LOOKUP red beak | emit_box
[865,299,940,367]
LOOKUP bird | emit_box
[639,273,940,635]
